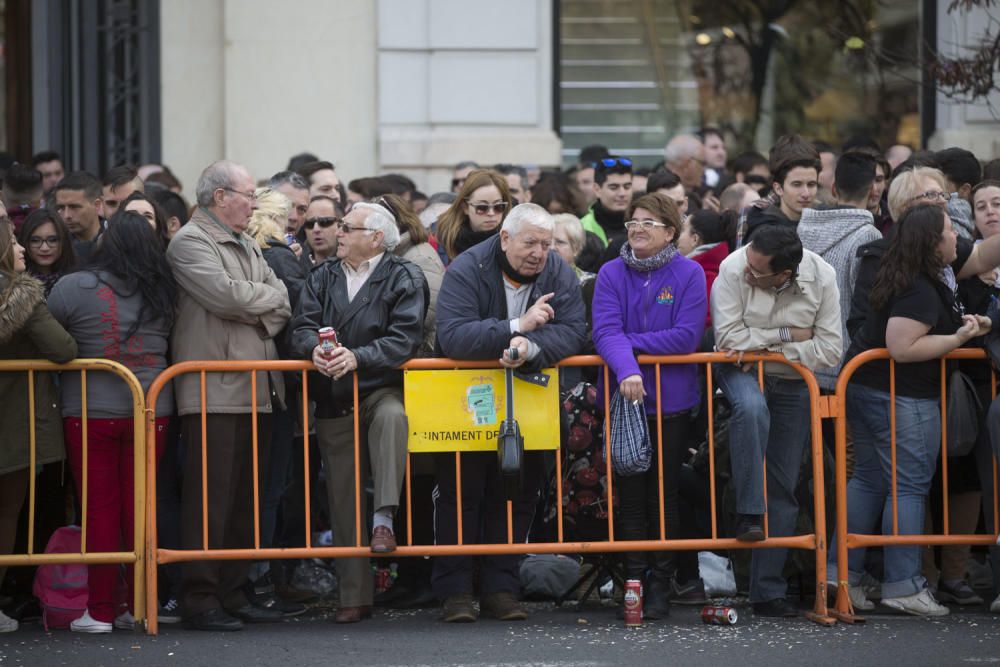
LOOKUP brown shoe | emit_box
[334,605,372,624]
[480,592,528,621]
[442,594,477,623]
[370,526,397,553]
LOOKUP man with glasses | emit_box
[299,195,344,271]
[290,202,428,624]
[579,157,633,249]
[433,203,587,623]
[711,224,842,618]
[167,160,291,631]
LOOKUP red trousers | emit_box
[65,416,167,622]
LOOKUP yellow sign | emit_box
[404,369,560,452]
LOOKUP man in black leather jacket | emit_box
[289,202,428,624]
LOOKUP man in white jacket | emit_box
[711,224,841,618]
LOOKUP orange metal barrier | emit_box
[143,352,835,633]
[831,348,1000,623]
[0,359,148,625]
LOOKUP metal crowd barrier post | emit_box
[143,352,833,634]
[831,348,1000,623]
[0,359,147,628]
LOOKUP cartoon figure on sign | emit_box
[464,375,503,426]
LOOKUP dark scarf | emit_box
[30,270,62,299]
[620,241,678,272]
[498,241,540,284]
[592,200,626,237]
[454,224,498,257]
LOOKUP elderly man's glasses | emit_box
[336,221,373,234]
[624,219,667,230]
[467,201,508,216]
[29,235,61,249]
[221,187,257,202]
[303,216,340,230]
[909,190,950,204]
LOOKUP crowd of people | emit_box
[1,132,1000,634]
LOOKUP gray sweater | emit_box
[48,271,174,417]
[796,207,882,390]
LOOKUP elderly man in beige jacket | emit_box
[710,223,841,619]
[167,160,291,632]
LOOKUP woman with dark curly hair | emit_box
[48,212,178,633]
[830,204,991,617]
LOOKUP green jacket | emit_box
[0,273,77,476]
[579,208,608,246]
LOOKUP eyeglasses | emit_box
[222,187,257,202]
[624,219,668,230]
[593,157,633,170]
[336,221,373,234]
[745,264,779,280]
[467,201,509,216]
[303,216,340,230]
[28,235,60,249]
[909,190,949,204]
[376,196,397,219]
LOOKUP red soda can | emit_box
[623,579,643,627]
[701,604,738,625]
[318,327,338,358]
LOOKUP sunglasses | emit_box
[303,216,341,230]
[466,201,509,216]
[593,157,633,169]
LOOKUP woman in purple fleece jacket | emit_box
[591,192,706,619]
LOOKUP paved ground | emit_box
[1,599,999,667]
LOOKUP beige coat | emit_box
[711,245,842,378]
[167,208,291,415]
[394,232,444,357]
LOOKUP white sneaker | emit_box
[0,610,17,633]
[827,581,875,611]
[881,588,950,617]
[114,611,135,631]
[70,610,113,634]
[991,593,1000,614]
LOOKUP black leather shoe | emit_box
[251,590,307,617]
[184,608,243,632]
[735,514,765,542]
[644,580,671,620]
[228,603,283,623]
[752,597,798,618]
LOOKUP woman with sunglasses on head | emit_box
[434,169,513,265]
[46,212,178,633]
[17,209,77,297]
[300,195,345,271]
[591,192,707,620]
[0,213,77,634]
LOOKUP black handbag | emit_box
[946,368,981,457]
[497,364,525,500]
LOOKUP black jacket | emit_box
[741,203,795,246]
[289,253,428,417]
[434,234,587,371]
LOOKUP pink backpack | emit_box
[32,526,88,630]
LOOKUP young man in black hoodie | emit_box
[740,135,821,245]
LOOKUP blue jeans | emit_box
[828,382,939,599]
[714,364,811,603]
